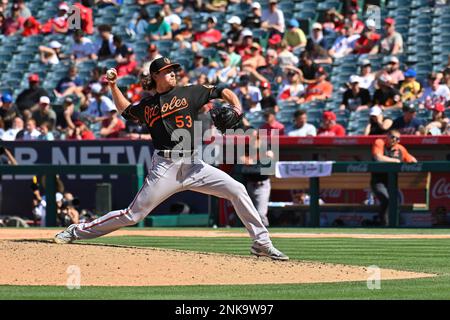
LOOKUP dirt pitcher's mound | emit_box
[0,240,434,287]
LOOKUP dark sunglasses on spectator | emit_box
[389,135,400,141]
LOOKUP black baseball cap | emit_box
[149,57,181,75]
[402,102,417,113]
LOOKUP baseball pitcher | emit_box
[55,57,288,261]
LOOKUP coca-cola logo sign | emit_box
[401,163,423,172]
[333,138,359,145]
[346,164,369,172]
[432,178,450,200]
[421,138,439,144]
[320,189,342,198]
[298,138,314,144]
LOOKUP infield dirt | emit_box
[0,235,435,287]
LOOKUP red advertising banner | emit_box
[429,173,450,212]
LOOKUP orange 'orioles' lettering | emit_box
[161,96,188,113]
[143,98,190,127]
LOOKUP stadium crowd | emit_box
[0,0,450,141]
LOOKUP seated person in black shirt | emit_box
[243,2,262,29]
[340,75,371,112]
[56,97,80,132]
[113,35,130,65]
[96,24,115,61]
[364,106,393,135]
[372,74,401,109]
[226,16,243,42]
[15,74,49,120]
[298,51,321,85]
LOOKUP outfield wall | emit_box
[1,137,449,224]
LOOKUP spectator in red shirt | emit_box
[74,1,94,35]
[317,111,346,136]
[22,16,41,36]
[260,108,285,136]
[194,16,222,47]
[41,2,70,34]
[322,8,344,33]
[67,120,95,140]
[116,47,138,77]
[100,110,125,138]
[346,8,364,34]
[3,3,25,36]
[237,29,255,60]
[353,19,381,54]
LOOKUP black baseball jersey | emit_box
[121,85,223,150]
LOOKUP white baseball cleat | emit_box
[54,224,79,244]
[250,244,289,261]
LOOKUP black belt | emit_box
[156,150,196,158]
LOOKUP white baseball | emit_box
[106,69,117,80]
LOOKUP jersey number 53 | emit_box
[175,115,193,128]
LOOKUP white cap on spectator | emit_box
[388,56,399,64]
[58,2,70,12]
[366,19,376,29]
[207,16,217,24]
[312,22,323,30]
[56,192,63,202]
[349,75,360,84]
[266,48,278,58]
[91,83,102,94]
[241,28,253,37]
[251,2,261,9]
[370,106,383,116]
[227,16,242,25]
[360,58,371,66]
[49,40,62,49]
[39,96,50,104]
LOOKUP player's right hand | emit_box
[106,68,118,85]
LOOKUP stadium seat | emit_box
[95,16,117,26]
[200,48,218,60]
[78,60,98,72]
[317,0,342,12]
[98,59,117,70]
[389,5,409,15]
[411,0,431,8]
[294,1,317,11]
[117,75,138,89]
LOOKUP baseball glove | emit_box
[209,105,244,133]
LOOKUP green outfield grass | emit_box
[1,229,450,300]
[13,226,450,234]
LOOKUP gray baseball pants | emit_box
[73,153,272,247]
[246,179,271,227]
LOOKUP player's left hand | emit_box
[209,104,244,134]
